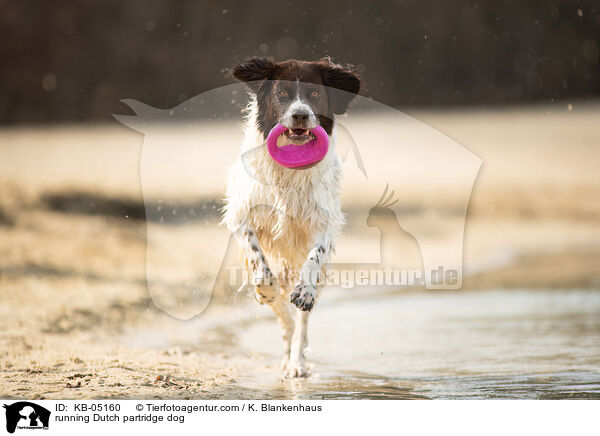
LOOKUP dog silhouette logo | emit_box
[3,402,50,433]
[113,82,482,318]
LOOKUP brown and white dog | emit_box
[222,57,361,377]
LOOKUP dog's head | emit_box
[231,57,361,144]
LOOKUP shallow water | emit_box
[125,288,600,399]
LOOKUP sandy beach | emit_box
[1,103,599,399]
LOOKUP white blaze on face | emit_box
[280,80,317,129]
[281,99,317,129]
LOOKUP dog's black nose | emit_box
[291,111,309,123]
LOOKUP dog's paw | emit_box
[254,281,279,304]
[284,360,309,378]
[290,283,316,311]
[253,267,280,304]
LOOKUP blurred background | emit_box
[1,0,599,124]
[1,1,599,399]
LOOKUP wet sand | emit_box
[1,103,599,399]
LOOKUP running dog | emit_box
[223,57,360,377]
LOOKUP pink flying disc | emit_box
[266,124,329,169]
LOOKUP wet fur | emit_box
[222,57,360,377]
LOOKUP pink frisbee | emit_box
[266,124,329,169]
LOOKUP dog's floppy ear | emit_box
[231,57,277,92]
[317,58,362,114]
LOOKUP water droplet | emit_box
[42,74,57,92]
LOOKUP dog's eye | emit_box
[278,90,288,97]
[311,90,320,97]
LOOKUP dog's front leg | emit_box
[236,226,279,304]
[235,226,294,368]
[290,235,332,311]
[286,309,310,378]
[286,235,333,378]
